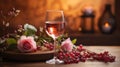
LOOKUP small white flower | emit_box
[16,10,20,13]
[6,22,9,27]
[15,10,20,16]
[24,24,37,32]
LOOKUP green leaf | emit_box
[72,39,77,44]
[6,38,17,50]
[7,44,17,50]
[6,38,17,45]
[24,29,36,36]
[57,36,63,41]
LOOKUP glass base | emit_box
[46,57,64,64]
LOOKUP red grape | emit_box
[43,42,54,50]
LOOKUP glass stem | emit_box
[53,38,57,61]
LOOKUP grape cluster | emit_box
[92,51,116,62]
[43,42,54,50]
[57,50,78,64]
[57,45,116,64]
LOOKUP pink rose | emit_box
[17,36,37,53]
[61,38,73,52]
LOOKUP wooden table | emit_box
[0,46,120,67]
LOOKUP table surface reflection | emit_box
[0,46,120,67]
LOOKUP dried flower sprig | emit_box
[1,8,20,27]
[0,8,20,36]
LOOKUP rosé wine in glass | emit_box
[45,21,65,39]
[45,10,65,64]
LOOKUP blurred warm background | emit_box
[0,0,120,45]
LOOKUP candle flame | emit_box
[105,22,110,27]
[78,27,82,31]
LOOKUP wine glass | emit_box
[45,10,65,64]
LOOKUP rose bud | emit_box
[61,38,73,52]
